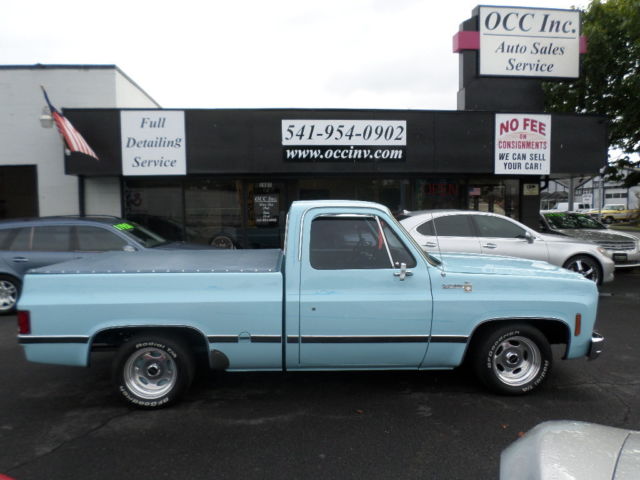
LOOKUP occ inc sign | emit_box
[479,6,580,78]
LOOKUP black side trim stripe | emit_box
[430,336,469,344]
[19,336,89,344]
[208,336,282,344]
[20,334,468,346]
[287,335,468,344]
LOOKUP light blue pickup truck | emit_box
[17,200,603,408]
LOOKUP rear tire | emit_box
[0,275,21,315]
[471,324,552,395]
[112,334,195,408]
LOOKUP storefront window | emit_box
[467,179,519,218]
[413,178,521,219]
[124,179,185,241]
[414,179,464,210]
[184,179,242,247]
[298,178,407,213]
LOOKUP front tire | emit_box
[0,275,21,315]
[112,334,195,408]
[563,255,602,285]
[472,324,552,395]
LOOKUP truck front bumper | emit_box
[588,332,604,360]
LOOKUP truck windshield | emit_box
[112,221,169,248]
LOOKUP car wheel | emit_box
[603,216,614,224]
[472,324,552,395]
[112,334,195,409]
[210,234,236,249]
[0,275,21,315]
[563,255,602,285]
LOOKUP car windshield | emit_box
[111,221,169,248]
[544,213,606,230]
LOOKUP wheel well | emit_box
[466,318,571,358]
[0,273,21,286]
[91,326,210,368]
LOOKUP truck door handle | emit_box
[482,243,497,249]
[393,262,413,281]
[12,257,29,263]
[423,242,437,248]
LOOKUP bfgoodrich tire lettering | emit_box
[112,334,195,409]
[472,324,552,395]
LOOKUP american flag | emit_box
[41,87,98,160]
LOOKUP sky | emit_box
[3,0,585,110]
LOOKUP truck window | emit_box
[310,216,415,270]
[380,219,416,268]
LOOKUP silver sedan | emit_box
[400,210,615,284]
[501,421,640,479]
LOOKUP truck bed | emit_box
[30,248,283,275]
[19,249,284,369]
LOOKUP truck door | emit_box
[297,213,433,368]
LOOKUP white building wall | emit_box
[0,65,160,217]
[114,70,158,108]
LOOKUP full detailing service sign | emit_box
[479,6,580,78]
[282,120,407,162]
[495,114,551,175]
[121,111,186,176]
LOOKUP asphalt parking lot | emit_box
[0,269,638,480]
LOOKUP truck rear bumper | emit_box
[588,332,604,360]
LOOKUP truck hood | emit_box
[436,252,581,280]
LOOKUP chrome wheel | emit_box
[0,278,18,313]
[123,347,177,400]
[564,255,601,284]
[491,335,541,387]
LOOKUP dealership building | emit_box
[0,6,612,249]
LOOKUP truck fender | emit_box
[90,325,212,367]
[463,317,571,362]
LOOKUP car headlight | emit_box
[597,247,612,258]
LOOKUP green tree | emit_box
[543,0,640,186]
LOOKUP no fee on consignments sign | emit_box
[495,114,551,175]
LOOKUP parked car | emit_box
[586,204,640,224]
[0,216,209,314]
[500,421,640,479]
[399,210,615,285]
[540,211,640,269]
[548,202,592,212]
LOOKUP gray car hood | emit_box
[501,421,640,480]
[551,228,637,244]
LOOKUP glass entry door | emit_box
[244,181,286,249]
